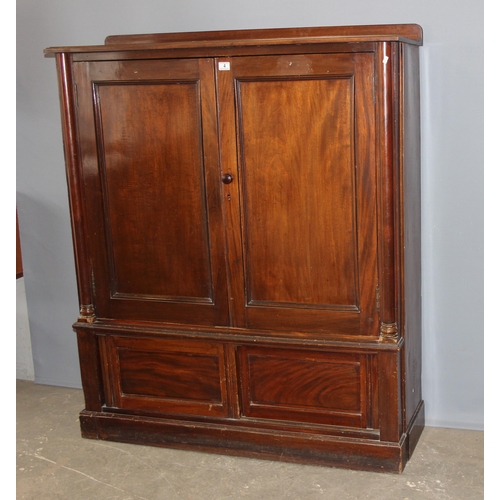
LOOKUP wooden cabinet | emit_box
[45,24,424,473]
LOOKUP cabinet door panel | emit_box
[239,77,357,308]
[238,346,375,428]
[74,59,229,326]
[219,54,379,335]
[97,82,211,300]
[103,336,229,417]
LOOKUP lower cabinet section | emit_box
[101,334,377,430]
[77,327,423,473]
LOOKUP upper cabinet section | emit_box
[46,25,422,340]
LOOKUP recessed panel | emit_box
[95,82,212,301]
[118,349,223,402]
[239,346,370,428]
[237,77,358,309]
[105,336,229,417]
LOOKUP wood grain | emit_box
[239,346,371,428]
[106,336,229,417]
[224,53,379,335]
[44,24,423,55]
[72,58,229,326]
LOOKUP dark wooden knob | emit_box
[222,173,233,184]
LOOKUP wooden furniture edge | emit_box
[73,320,406,351]
[104,24,423,45]
[79,410,406,473]
[405,400,425,459]
[44,24,423,55]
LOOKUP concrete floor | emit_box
[17,380,483,500]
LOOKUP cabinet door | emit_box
[218,53,379,336]
[73,59,229,326]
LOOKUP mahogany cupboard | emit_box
[44,24,423,473]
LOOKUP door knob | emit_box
[222,173,233,184]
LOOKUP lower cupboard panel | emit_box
[100,334,378,430]
[238,346,376,428]
[103,336,230,417]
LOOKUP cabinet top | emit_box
[44,24,423,55]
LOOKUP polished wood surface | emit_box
[223,53,379,334]
[103,24,423,45]
[240,69,357,307]
[104,336,229,417]
[239,346,371,428]
[98,82,211,299]
[376,42,399,341]
[48,25,423,473]
[44,24,423,56]
[72,58,229,325]
[56,54,95,321]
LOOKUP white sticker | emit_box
[383,55,389,64]
[218,62,231,71]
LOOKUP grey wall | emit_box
[16,0,483,429]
